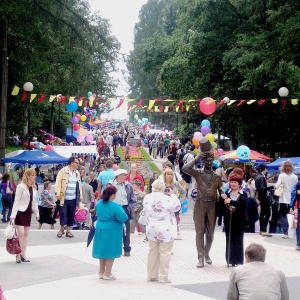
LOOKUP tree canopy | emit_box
[127,0,300,157]
[0,0,120,139]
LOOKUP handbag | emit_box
[6,223,22,255]
[138,209,147,226]
[6,237,22,255]
[181,199,189,214]
[274,184,283,197]
[6,181,13,195]
[3,221,15,239]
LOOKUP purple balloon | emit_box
[201,125,210,135]
[71,117,79,124]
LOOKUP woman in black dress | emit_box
[11,168,39,263]
[38,181,56,229]
[222,174,247,266]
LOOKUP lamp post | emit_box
[23,82,33,150]
[278,87,289,98]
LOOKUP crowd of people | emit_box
[0,124,297,299]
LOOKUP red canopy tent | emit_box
[222,150,273,162]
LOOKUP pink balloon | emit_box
[217,148,224,156]
[77,135,84,142]
[201,125,211,135]
[76,114,81,120]
[92,93,96,98]
[86,134,94,142]
[193,132,203,141]
[45,144,53,151]
[199,97,216,115]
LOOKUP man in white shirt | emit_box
[227,243,289,300]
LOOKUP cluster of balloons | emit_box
[192,119,217,150]
[236,145,250,160]
[70,114,94,143]
[23,141,54,151]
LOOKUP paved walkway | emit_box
[0,153,299,299]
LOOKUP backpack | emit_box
[178,152,185,163]
[113,135,118,142]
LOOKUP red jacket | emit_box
[126,172,145,191]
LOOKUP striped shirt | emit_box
[65,169,77,200]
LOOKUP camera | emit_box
[164,187,170,193]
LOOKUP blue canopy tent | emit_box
[266,157,300,174]
[2,150,68,164]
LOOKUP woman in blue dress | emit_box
[92,185,128,280]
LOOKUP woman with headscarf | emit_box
[10,168,39,263]
[222,174,247,266]
[144,180,181,283]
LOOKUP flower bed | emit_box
[117,146,151,161]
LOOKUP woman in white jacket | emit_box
[275,161,298,238]
[11,168,39,263]
[144,180,181,283]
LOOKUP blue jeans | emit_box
[279,203,289,235]
[122,206,131,253]
[1,195,13,221]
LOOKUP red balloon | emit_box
[199,97,216,115]
[73,124,80,131]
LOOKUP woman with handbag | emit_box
[275,161,298,239]
[10,168,39,263]
[0,174,14,223]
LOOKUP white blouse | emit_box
[143,192,181,243]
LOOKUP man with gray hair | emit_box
[227,243,289,300]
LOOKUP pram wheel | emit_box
[83,226,90,230]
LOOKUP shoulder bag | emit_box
[5,222,22,255]
[138,209,147,226]
[6,181,13,195]
[274,184,284,197]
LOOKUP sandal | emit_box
[65,232,74,238]
[57,230,64,238]
[103,274,116,280]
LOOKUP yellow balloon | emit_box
[78,128,85,136]
[81,115,87,122]
[206,133,215,143]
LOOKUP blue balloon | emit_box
[66,101,78,113]
[201,119,210,127]
[73,131,79,138]
[87,91,92,97]
[236,145,250,160]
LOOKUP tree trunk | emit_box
[0,20,8,169]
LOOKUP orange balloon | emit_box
[192,138,199,146]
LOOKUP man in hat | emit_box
[107,169,136,256]
[182,137,224,268]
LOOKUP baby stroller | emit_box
[73,206,90,230]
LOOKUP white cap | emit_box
[114,169,127,177]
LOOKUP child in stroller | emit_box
[73,205,90,230]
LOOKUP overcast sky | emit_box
[89,0,148,99]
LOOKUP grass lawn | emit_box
[5,145,23,154]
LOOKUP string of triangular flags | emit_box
[11,85,297,112]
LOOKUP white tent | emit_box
[53,145,97,158]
